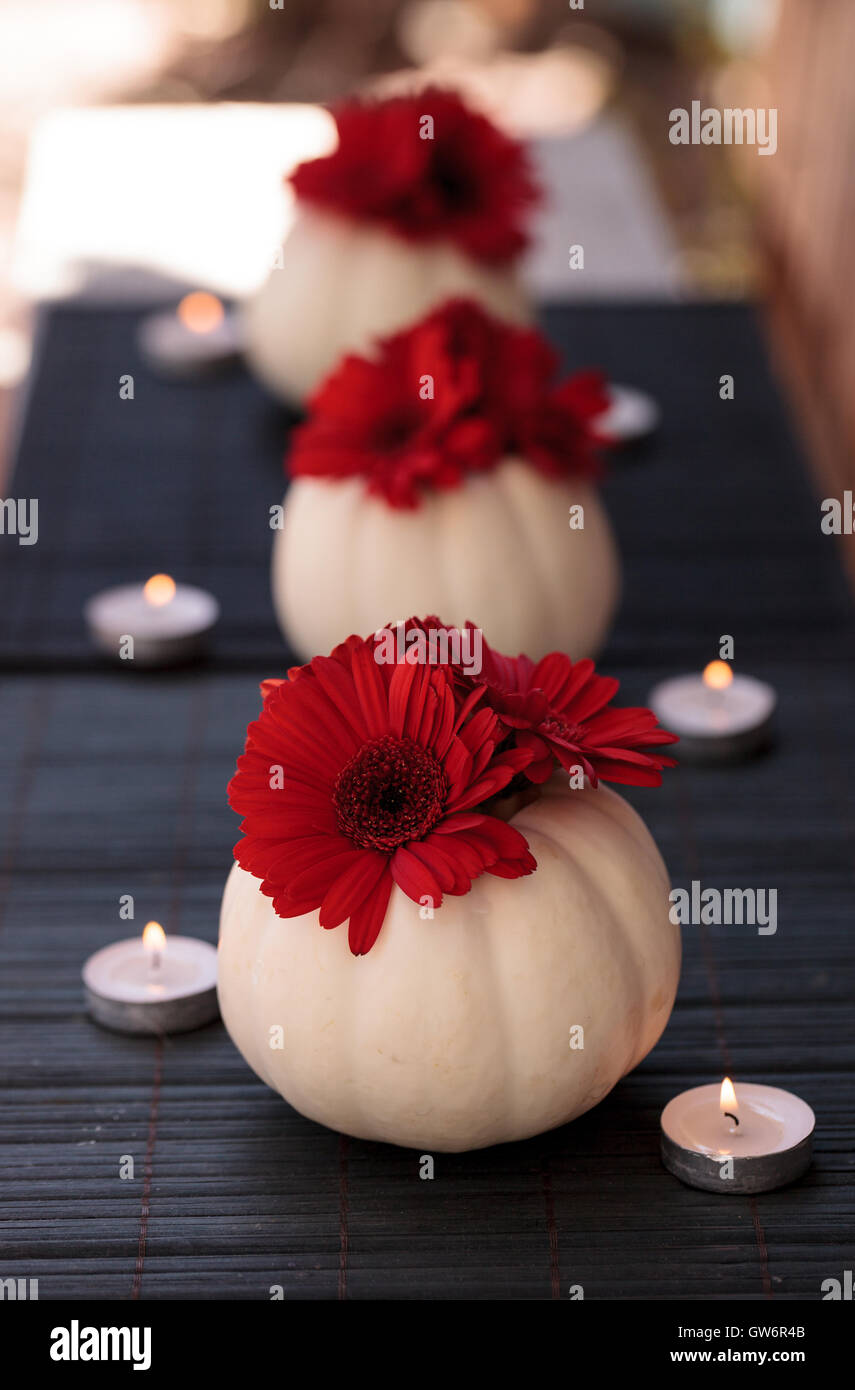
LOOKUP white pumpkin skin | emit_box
[273,459,621,662]
[218,780,680,1152]
[242,205,532,406]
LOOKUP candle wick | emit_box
[724,1110,739,1127]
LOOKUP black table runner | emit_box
[0,302,852,1299]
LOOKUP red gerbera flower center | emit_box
[333,736,447,852]
[540,714,582,747]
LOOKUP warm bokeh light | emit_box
[703,660,734,691]
[143,573,176,607]
[720,1076,738,1115]
[142,921,166,953]
[177,291,224,334]
[373,43,614,138]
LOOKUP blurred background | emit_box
[0,0,851,543]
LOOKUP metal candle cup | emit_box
[138,292,242,379]
[83,923,219,1036]
[648,662,776,763]
[84,573,219,668]
[661,1080,814,1194]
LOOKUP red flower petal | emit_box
[319,850,389,929]
[390,845,443,909]
[348,875,394,956]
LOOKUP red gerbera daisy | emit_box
[290,299,609,508]
[370,618,678,787]
[228,637,536,956]
[476,637,679,787]
[290,88,540,264]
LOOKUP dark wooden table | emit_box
[0,303,852,1300]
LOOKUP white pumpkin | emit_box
[243,205,532,406]
[217,779,680,1152]
[272,458,621,663]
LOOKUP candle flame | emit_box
[703,660,734,691]
[142,921,166,953]
[720,1076,738,1114]
[143,573,176,607]
[177,291,224,335]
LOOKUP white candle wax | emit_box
[661,1082,814,1193]
[138,292,242,379]
[83,934,219,1035]
[594,384,661,443]
[663,1083,812,1158]
[648,668,776,762]
[84,576,219,667]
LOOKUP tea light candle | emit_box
[594,383,661,443]
[84,572,219,667]
[138,291,242,379]
[648,661,776,763]
[661,1077,814,1194]
[83,922,219,1035]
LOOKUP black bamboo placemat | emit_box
[0,302,852,1300]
